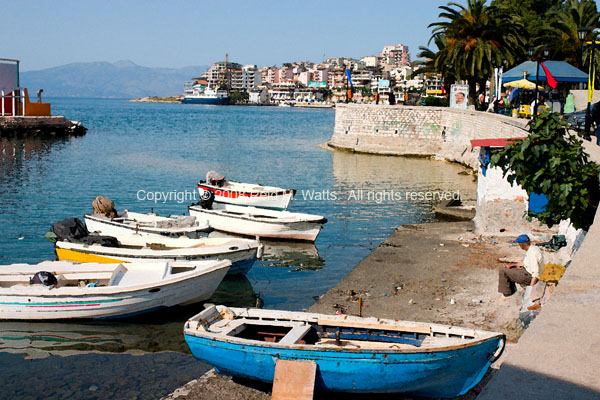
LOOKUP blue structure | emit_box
[503,61,588,84]
[181,97,230,105]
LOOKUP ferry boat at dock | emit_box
[181,81,230,105]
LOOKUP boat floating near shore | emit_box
[189,203,326,242]
[0,260,231,320]
[54,236,261,276]
[181,82,230,105]
[198,180,296,210]
[84,211,211,239]
[184,305,505,398]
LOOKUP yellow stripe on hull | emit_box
[56,248,127,264]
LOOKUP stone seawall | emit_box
[328,104,529,169]
[0,116,87,138]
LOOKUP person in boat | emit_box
[498,234,544,297]
[206,170,226,187]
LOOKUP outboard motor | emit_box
[30,271,58,286]
[200,189,215,210]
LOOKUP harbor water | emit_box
[0,99,475,398]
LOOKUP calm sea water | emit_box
[0,99,475,398]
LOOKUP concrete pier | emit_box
[0,116,86,138]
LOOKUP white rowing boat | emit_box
[198,180,296,210]
[188,203,326,242]
[84,211,211,239]
[54,236,261,275]
[0,260,231,320]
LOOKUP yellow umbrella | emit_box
[503,78,543,90]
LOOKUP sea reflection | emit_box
[330,150,476,204]
[0,137,69,180]
[261,240,324,271]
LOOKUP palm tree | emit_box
[414,35,455,99]
[543,0,600,70]
[428,0,525,104]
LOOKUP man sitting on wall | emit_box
[498,234,544,297]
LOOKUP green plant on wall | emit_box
[490,112,600,230]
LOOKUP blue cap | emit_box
[514,234,530,244]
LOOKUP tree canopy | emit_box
[421,0,600,101]
[490,112,600,231]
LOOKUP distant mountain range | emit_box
[21,60,209,98]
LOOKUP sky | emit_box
[2,0,446,71]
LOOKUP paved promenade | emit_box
[479,141,600,399]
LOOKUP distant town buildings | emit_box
[187,43,439,105]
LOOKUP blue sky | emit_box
[5,0,600,72]
[4,0,445,71]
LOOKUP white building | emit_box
[249,88,267,104]
[360,56,379,68]
[242,65,261,90]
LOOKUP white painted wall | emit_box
[476,164,528,205]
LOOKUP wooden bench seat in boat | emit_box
[317,318,432,335]
[278,324,313,345]
[213,318,309,339]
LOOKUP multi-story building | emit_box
[277,65,294,83]
[202,60,243,88]
[360,56,379,68]
[380,44,410,66]
[327,67,347,89]
[242,65,261,90]
[312,66,329,84]
[269,82,296,104]
[425,74,444,97]
[297,71,312,87]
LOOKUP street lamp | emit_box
[578,26,595,140]
[528,47,549,117]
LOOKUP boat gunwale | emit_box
[198,182,295,196]
[188,205,326,224]
[54,239,259,257]
[84,214,211,234]
[0,261,231,297]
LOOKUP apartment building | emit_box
[380,44,410,66]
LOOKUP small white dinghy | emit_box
[54,235,261,275]
[85,211,211,239]
[198,180,296,210]
[0,260,231,320]
[189,203,326,242]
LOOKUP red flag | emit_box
[541,62,557,89]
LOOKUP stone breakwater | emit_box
[328,104,529,169]
[0,116,87,138]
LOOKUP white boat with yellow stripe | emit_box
[0,260,231,320]
[54,235,261,276]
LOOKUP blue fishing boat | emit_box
[184,306,505,398]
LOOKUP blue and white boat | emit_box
[181,82,229,105]
[184,306,505,398]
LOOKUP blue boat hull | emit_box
[229,256,256,275]
[181,97,230,105]
[184,333,502,397]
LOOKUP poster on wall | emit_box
[450,84,468,109]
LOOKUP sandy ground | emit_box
[163,221,549,400]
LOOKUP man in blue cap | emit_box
[498,234,545,296]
